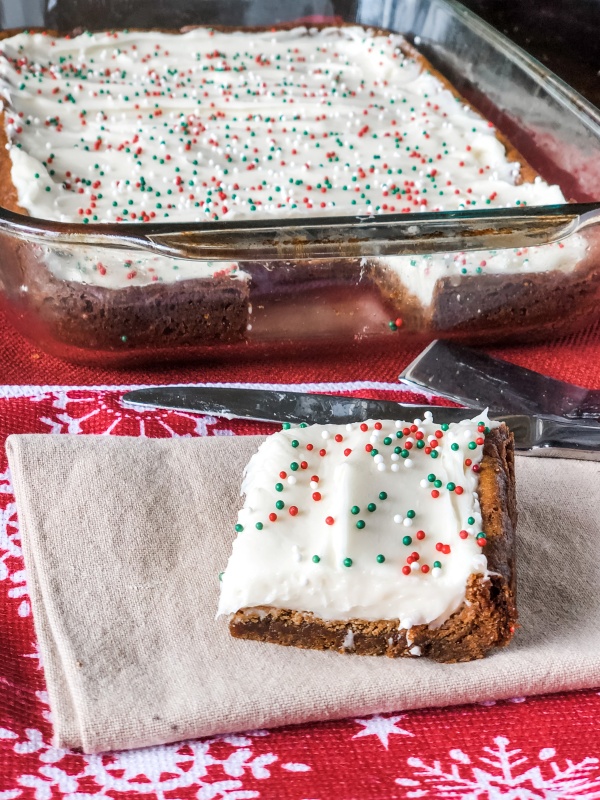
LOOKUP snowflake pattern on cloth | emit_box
[1,384,600,800]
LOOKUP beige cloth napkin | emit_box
[6,433,600,754]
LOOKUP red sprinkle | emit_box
[416,530,425,540]
[459,530,469,539]
[455,486,464,495]
[289,506,299,516]
[477,538,486,547]
[431,490,439,498]
[360,423,369,432]
[465,458,472,466]
[374,422,383,430]
[311,476,319,483]
[319,449,327,457]
[344,448,352,456]
[410,424,418,432]
[402,565,411,576]
[279,471,287,479]
[306,443,314,451]
[421,564,430,573]
[269,513,277,522]
[312,492,322,501]
[365,444,373,453]
[472,464,481,473]
[325,516,334,525]
[334,434,343,442]
[300,461,308,470]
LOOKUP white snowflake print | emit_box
[0,500,29,616]
[395,735,600,799]
[2,725,310,800]
[353,713,415,749]
[46,389,233,437]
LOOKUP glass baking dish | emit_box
[0,0,598,367]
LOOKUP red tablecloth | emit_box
[2,314,600,799]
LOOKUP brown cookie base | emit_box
[229,425,517,664]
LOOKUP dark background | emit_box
[459,0,600,107]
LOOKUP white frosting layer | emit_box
[0,27,584,293]
[218,411,496,626]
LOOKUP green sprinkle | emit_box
[468,516,475,525]
[451,443,459,451]
[441,423,449,431]
[468,441,477,450]
[275,483,284,492]
[356,520,366,529]
[379,491,388,500]
[401,449,409,459]
[376,554,385,564]
[351,505,360,515]
[255,522,263,530]
[396,430,404,439]
[406,509,415,519]
[290,462,299,471]
[402,535,412,546]
[433,560,442,569]
[476,532,487,540]
[431,451,439,459]
[282,422,291,430]
[275,500,284,510]
[383,437,392,445]
[343,557,353,568]
[427,473,436,482]
[218,572,224,581]
[312,555,321,563]
[291,440,299,448]
[394,446,401,454]
[371,449,379,457]
[234,523,244,532]
[434,479,442,488]
[447,482,456,491]
[367,503,376,512]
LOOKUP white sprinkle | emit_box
[394,514,403,524]
[391,453,400,462]
[377,462,386,472]
[403,518,413,527]
[310,480,319,490]
[410,561,419,572]
[394,420,403,428]
[432,567,442,578]
[374,454,384,464]
[287,475,297,485]
[404,458,414,469]
[391,463,400,472]
[420,479,428,488]
[321,430,330,439]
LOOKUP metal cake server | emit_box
[0,202,598,260]
[400,341,600,420]
[122,386,600,460]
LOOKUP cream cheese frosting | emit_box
[218,411,497,627]
[0,26,585,294]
